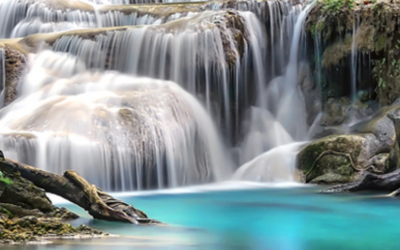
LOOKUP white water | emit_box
[351,15,360,101]
[0,51,232,191]
[236,2,311,160]
[233,142,305,182]
[0,0,317,189]
[0,0,286,39]
[38,10,268,143]
[234,2,314,181]
[0,48,5,106]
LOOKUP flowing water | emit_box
[1,0,398,248]
[0,51,232,190]
[0,0,316,189]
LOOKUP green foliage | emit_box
[319,0,354,14]
[0,206,13,218]
[0,171,12,185]
[311,23,316,37]
[310,21,324,38]
[372,46,400,93]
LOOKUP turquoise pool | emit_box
[3,184,400,250]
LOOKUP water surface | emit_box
[4,184,400,250]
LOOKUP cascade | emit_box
[0,51,232,191]
[0,0,294,39]
[234,2,315,181]
[236,1,309,164]
[0,0,320,190]
[350,14,360,102]
[17,10,267,143]
[0,48,5,106]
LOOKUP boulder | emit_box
[298,105,400,184]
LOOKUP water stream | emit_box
[0,0,318,190]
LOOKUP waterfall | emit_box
[0,0,319,189]
[0,0,293,39]
[234,2,314,182]
[20,10,267,143]
[350,14,360,101]
[0,51,232,191]
[236,2,309,164]
[0,48,5,106]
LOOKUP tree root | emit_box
[305,149,361,181]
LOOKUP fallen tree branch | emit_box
[1,158,158,224]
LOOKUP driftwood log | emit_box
[323,115,400,195]
[1,158,158,224]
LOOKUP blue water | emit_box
[4,184,400,250]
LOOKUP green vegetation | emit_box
[319,0,354,14]
[372,43,400,91]
[310,21,324,37]
[0,171,12,185]
[0,206,13,218]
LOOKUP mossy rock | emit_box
[297,133,380,183]
[0,161,78,219]
[0,216,106,243]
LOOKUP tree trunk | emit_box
[1,158,158,224]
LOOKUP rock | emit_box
[297,105,400,184]
[351,105,400,152]
[0,216,107,243]
[297,133,381,184]
[0,164,59,215]
[0,44,27,105]
[306,0,400,106]
[0,156,111,244]
[320,97,351,126]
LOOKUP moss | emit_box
[0,206,13,218]
[0,172,12,185]
[297,134,376,184]
[321,36,352,68]
[376,34,386,52]
[336,163,353,176]
[298,141,327,173]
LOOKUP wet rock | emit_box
[0,156,108,244]
[351,105,400,151]
[298,105,400,184]
[297,133,381,183]
[0,215,107,244]
[0,44,26,105]
[306,0,400,106]
[320,97,351,126]
[0,163,60,215]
